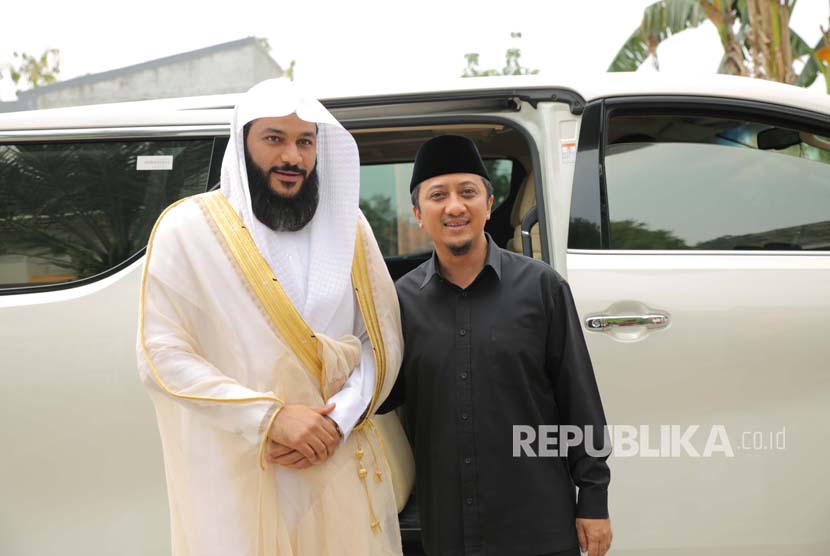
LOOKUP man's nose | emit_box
[445,193,466,215]
[281,143,302,165]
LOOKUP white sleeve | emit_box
[327,312,376,440]
[139,269,281,448]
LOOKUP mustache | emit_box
[270,164,308,177]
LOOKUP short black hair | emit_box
[411,176,493,211]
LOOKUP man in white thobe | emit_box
[136,79,409,556]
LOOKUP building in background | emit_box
[0,37,282,112]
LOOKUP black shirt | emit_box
[381,235,610,556]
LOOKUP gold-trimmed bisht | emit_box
[138,194,285,471]
[198,191,392,533]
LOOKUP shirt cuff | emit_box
[327,338,375,441]
[576,487,608,519]
[257,402,284,470]
[327,394,367,442]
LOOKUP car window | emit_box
[0,139,214,290]
[359,159,512,258]
[572,112,830,251]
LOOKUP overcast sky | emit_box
[1,0,828,101]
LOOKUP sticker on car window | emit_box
[137,155,174,171]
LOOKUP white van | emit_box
[1,74,828,555]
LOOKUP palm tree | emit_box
[608,0,830,93]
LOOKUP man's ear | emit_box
[486,194,494,220]
[412,206,423,228]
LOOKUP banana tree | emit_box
[609,0,830,93]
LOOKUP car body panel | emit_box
[1,75,828,554]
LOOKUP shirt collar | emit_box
[420,233,502,289]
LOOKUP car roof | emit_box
[1,73,827,131]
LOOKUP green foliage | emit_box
[608,0,706,72]
[610,219,688,249]
[462,32,539,78]
[792,32,823,87]
[2,49,61,90]
[608,0,826,92]
[0,140,211,283]
[285,60,296,82]
[255,37,295,82]
[359,194,397,256]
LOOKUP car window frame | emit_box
[0,127,225,296]
[0,109,551,296]
[568,95,830,254]
[346,114,550,263]
[357,155,522,261]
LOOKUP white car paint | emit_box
[1,74,828,555]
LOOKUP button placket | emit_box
[454,287,480,547]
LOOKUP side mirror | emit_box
[757,127,800,150]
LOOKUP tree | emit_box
[610,219,688,249]
[1,49,61,91]
[816,23,830,92]
[284,60,296,81]
[608,0,830,94]
[0,140,211,282]
[257,37,296,82]
[462,32,540,77]
[359,195,396,255]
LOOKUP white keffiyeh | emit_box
[220,79,360,334]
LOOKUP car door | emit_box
[565,96,830,555]
[0,128,224,555]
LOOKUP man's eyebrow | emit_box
[260,127,316,138]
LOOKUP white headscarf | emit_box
[220,79,360,333]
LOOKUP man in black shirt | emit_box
[381,136,612,556]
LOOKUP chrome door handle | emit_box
[585,313,669,331]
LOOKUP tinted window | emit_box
[601,114,830,251]
[359,159,512,258]
[0,139,213,289]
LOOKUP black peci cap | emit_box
[409,135,490,192]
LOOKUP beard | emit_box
[244,151,320,232]
[448,240,473,256]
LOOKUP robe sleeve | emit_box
[547,276,611,519]
[327,306,376,440]
[137,207,282,452]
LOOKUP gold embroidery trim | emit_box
[138,195,283,428]
[354,431,382,533]
[202,191,389,418]
[349,232,391,534]
[200,191,323,384]
[145,193,391,532]
[351,227,387,428]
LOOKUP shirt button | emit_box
[461,413,469,421]
[464,457,471,464]
[461,291,468,298]
[466,498,474,505]
[460,372,468,380]
[459,329,466,336]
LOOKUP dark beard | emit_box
[244,151,320,232]
[448,241,473,256]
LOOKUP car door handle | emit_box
[585,313,670,331]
